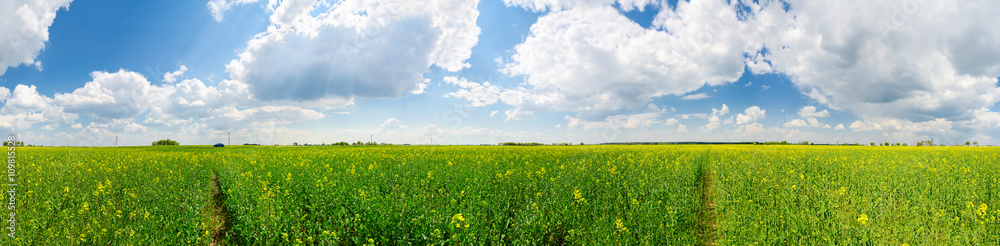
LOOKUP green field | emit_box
[4,145,999,245]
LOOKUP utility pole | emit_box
[113,136,118,147]
[228,131,231,146]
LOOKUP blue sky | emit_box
[1,0,1000,146]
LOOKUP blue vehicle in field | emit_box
[214,143,224,147]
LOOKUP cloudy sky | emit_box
[1,0,1000,146]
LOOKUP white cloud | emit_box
[736,106,766,125]
[782,118,808,128]
[202,105,324,130]
[206,0,258,22]
[55,69,167,121]
[834,124,845,131]
[0,87,9,102]
[504,108,535,121]
[226,0,480,102]
[749,0,1000,122]
[664,118,679,126]
[715,104,729,116]
[376,117,407,132]
[798,106,830,118]
[443,76,501,107]
[677,124,687,133]
[704,104,729,132]
[0,0,73,76]
[704,115,720,132]
[682,93,710,100]
[783,117,828,128]
[162,65,187,83]
[1,84,75,130]
[503,0,656,12]
[501,1,749,120]
[645,103,664,113]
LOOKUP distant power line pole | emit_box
[228,131,231,146]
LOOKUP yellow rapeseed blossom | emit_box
[857,214,869,225]
[451,213,467,228]
[615,218,628,232]
[573,189,586,203]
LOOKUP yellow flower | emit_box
[451,213,467,228]
[978,203,988,217]
[573,189,586,203]
[857,214,869,225]
[615,218,627,232]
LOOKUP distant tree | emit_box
[902,143,908,147]
[580,142,585,146]
[151,139,179,146]
[965,141,971,146]
[973,141,979,146]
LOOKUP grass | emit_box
[2,145,999,245]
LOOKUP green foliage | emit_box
[151,139,179,146]
[499,142,545,146]
[7,145,999,245]
[711,146,1000,244]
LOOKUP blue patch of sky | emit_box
[616,2,661,29]
[662,0,683,11]
[0,0,269,95]
[646,66,808,124]
[449,0,542,85]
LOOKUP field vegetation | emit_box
[3,145,998,245]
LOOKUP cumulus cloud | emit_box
[834,124,845,131]
[503,0,656,12]
[704,104,729,132]
[0,0,73,76]
[748,0,1000,122]
[0,84,74,130]
[226,0,481,102]
[0,87,9,102]
[782,118,808,128]
[736,106,765,125]
[54,69,167,121]
[783,117,829,128]
[664,118,679,126]
[443,76,501,107]
[798,106,830,118]
[162,65,187,83]
[501,1,750,120]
